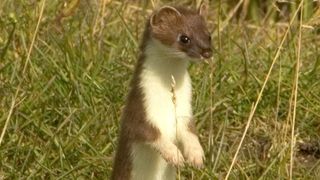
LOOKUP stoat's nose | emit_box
[201,49,212,59]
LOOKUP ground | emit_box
[0,0,319,179]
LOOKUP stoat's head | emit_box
[149,5,212,61]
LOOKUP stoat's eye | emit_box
[179,35,191,44]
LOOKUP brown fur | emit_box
[150,6,212,59]
[111,5,210,179]
[188,119,198,135]
[111,21,160,180]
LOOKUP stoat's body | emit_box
[111,5,212,180]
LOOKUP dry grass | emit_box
[1,0,320,179]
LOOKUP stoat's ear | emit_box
[198,2,208,17]
[150,6,181,28]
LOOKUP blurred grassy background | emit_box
[0,0,320,179]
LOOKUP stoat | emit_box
[111,5,212,180]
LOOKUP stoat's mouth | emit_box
[200,55,206,60]
[187,55,206,63]
[184,51,202,61]
[184,50,212,62]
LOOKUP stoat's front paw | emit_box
[183,139,205,168]
[160,144,185,167]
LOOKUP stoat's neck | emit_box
[141,39,189,89]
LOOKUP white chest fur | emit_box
[131,40,199,180]
[131,40,193,180]
[140,41,193,141]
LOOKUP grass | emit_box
[1,0,320,179]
